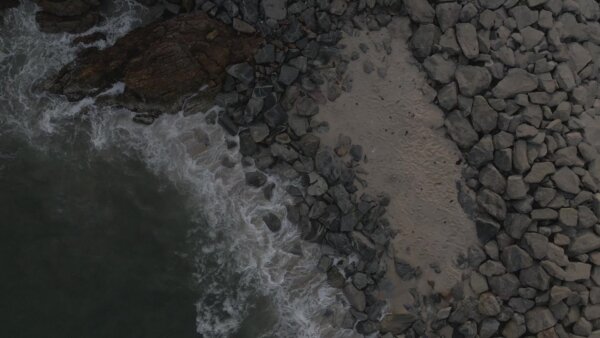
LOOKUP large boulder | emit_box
[34,0,102,33]
[49,12,261,112]
[0,0,19,10]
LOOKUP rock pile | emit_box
[404,0,600,336]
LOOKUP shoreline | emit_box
[7,0,600,336]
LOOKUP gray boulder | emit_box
[471,96,498,133]
[492,69,538,98]
[456,65,492,97]
[552,167,581,194]
[343,283,366,311]
[423,54,456,84]
[525,307,557,333]
[404,0,435,23]
[445,111,479,149]
[501,245,534,272]
[477,189,507,221]
[456,23,479,59]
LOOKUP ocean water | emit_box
[0,2,350,337]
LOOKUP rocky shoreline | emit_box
[7,0,600,336]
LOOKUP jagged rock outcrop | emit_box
[49,12,262,113]
[34,0,102,33]
[0,0,19,11]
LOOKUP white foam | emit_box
[0,4,356,338]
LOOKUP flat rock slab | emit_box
[49,12,262,112]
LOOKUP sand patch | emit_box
[317,18,477,313]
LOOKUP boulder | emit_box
[423,54,456,84]
[455,65,492,97]
[477,189,507,221]
[49,13,261,112]
[492,69,538,98]
[525,307,557,333]
[552,167,581,194]
[34,0,101,33]
[404,0,435,23]
[343,284,366,311]
[456,23,479,59]
[379,314,417,334]
[501,245,534,272]
[444,111,479,149]
[471,96,498,133]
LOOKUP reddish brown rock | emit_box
[35,0,101,33]
[50,12,262,112]
[0,0,19,10]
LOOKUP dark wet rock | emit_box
[232,18,256,33]
[477,189,507,221]
[262,212,281,232]
[227,63,255,84]
[315,148,342,184]
[132,113,155,125]
[295,96,319,117]
[444,111,479,149]
[35,0,101,33]
[49,13,261,112]
[471,96,498,134]
[379,314,417,335]
[71,31,106,45]
[395,259,420,281]
[343,284,366,311]
[502,245,534,272]
[245,171,267,187]
[475,214,501,243]
[254,44,275,64]
[239,130,257,156]
[262,0,286,20]
[36,10,100,34]
[356,320,377,335]
[263,104,288,128]
[329,184,353,214]
[467,135,494,168]
[298,133,320,158]
[278,65,299,86]
[327,267,345,288]
[0,0,19,10]
[479,164,506,194]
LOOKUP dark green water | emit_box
[0,132,200,338]
[0,2,347,337]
